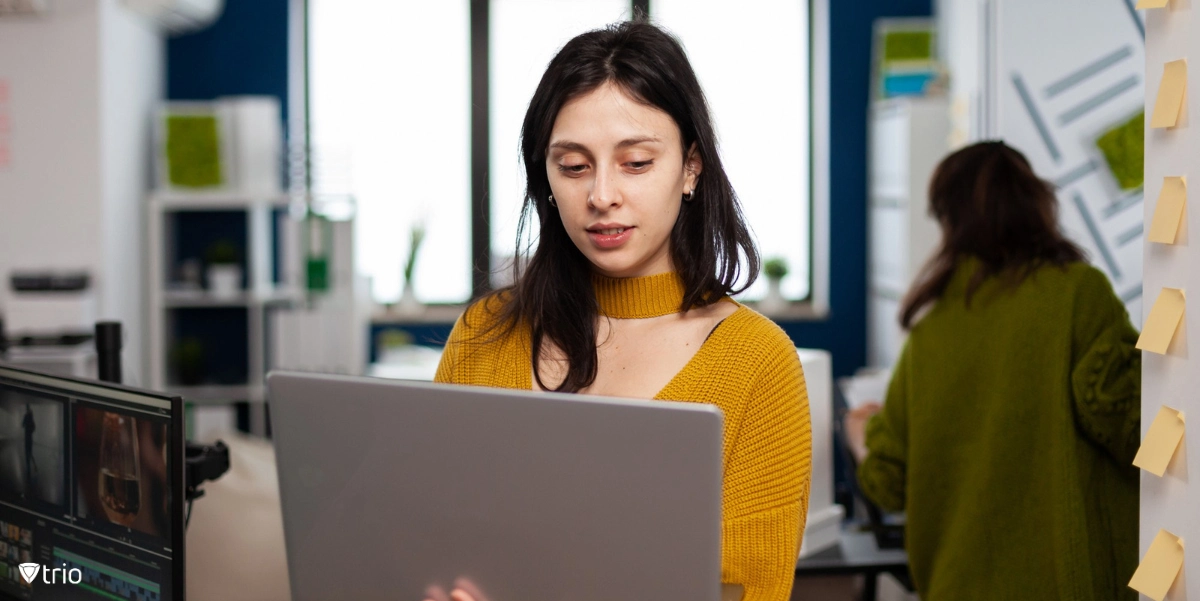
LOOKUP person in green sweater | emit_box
[846,140,1140,600]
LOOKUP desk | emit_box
[794,529,911,601]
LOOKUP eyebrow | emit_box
[548,136,663,153]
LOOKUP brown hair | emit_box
[899,141,1086,329]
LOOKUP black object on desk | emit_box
[832,380,906,550]
[795,530,913,601]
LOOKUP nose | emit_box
[589,165,621,210]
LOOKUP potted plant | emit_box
[397,222,426,315]
[204,239,242,299]
[169,337,205,386]
[760,256,789,314]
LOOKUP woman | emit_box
[847,141,1140,600]
[430,21,811,601]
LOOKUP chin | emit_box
[588,258,657,279]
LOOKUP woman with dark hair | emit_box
[846,141,1140,600]
[432,20,811,601]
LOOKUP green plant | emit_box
[403,222,427,285]
[169,338,205,386]
[763,257,789,280]
[204,240,240,266]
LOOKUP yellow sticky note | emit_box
[1149,177,1188,244]
[1129,530,1185,601]
[1136,0,1170,8]
[1133,406,1186,476]
[1152,60,1188,129]
[1137,288,1186,354]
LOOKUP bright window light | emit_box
[489,0,632,270]
[309,1,472,304]
[652,1,811,300]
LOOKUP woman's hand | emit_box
[844,402,882,464]
[423,578,489,601]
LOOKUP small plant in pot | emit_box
[397,222,426,315]
[760,257,789,314]
[169,337,205,386]
[204,240,242,299]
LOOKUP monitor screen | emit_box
[0,365,184,601]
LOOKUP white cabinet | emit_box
[867,97,950,368]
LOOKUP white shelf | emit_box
[162,288,301,308]
[166,384,265,404]
[867,96,949,368]
[149,189,292,210]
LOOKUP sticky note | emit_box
[1152,60,1187,129]
[1129,530,1185,601]
[1149,177,1188,244]
[1137,288,1186,354]
[1133,406,1186,476]
[1136,0,1170,8]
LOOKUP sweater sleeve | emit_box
[858,341,911,513]
[433,311,469,384]
[721,343,810,601]
[1069,267,1141,467]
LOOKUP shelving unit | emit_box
[866,96,950,368]
[146,194,301,405]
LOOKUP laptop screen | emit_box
[0,365,184,601]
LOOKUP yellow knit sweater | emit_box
[434,272,812,601]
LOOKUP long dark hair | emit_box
[470,21,759,392]
[898,140,1086,329]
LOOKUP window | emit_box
[489,0,632,268]
[652,0,811,300]
[307,1,812,305]
[308,1,472,304]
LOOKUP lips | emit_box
[586,224,634,249]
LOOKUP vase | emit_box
[207,265,242,299]
[759,277,788,315]
[397,281,423,316]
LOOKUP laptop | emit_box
[268,371,727,601]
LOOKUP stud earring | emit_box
[548,194,557,207]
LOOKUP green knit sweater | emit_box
[858,260,1140,601]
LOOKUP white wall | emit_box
[937,0,1146,322]
[99,0,164,385]
[936,0,985,146]
[0,0,163,383]
[0,0,103,283]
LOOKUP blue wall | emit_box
[777,0,933,377]
[167,0,934,378]
[167,0,290,124]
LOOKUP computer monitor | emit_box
[0,364,184,601]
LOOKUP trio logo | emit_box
[18,563,82,585]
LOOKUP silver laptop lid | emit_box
[268,371,723,601]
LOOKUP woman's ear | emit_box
[684,142,704,191]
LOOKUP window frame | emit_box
[294,0,827,318]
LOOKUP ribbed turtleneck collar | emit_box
[592,272,686,319]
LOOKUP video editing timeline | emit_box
[55,549,160,601]
[0,368,178,601]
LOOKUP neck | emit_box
[592,271,687,319]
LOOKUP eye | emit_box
[557,163,588,176]
[626,160,653,172]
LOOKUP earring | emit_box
[684,190,695,201]
[548,194,557,207]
